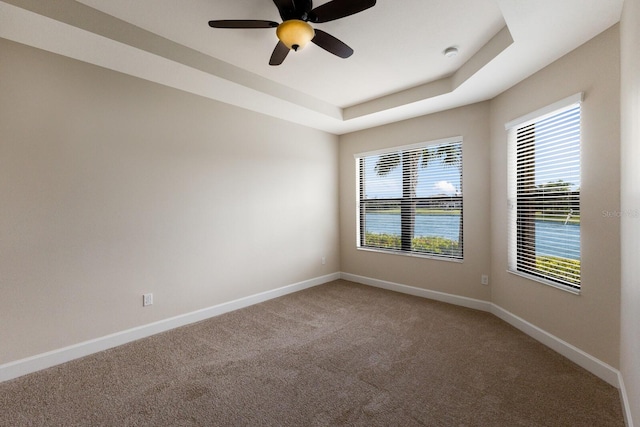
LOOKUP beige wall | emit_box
[490,26,621,368]
[621,0,640,423]
[339,102,492,301]
[0,38,339,364]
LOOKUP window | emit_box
[356,138,463,260]
[506,94,582,292]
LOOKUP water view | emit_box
[364,213,580,260]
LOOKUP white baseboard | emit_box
[341,272,622,389]
[618,373,635,427]
[0,272,340,383]
[340,273,493,312]
[490,304,620,387]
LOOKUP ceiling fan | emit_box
[208,0,376,66]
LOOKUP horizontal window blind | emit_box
[507,100,581,291]
[357,140,463,260]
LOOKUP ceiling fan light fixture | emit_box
[276,20,315,51]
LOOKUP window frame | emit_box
[505,93,583,294]
[355,137,464,261]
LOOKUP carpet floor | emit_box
[0,280,625,426]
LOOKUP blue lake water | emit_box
[364,213,579,260]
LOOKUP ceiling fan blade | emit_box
[311,29,353,58]
[269,41,290,66]
[309,0,376,23]
[208,20,279,29]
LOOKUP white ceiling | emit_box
[0,0,624,134]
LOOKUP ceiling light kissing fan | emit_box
[208,0,376,66]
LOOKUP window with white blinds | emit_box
[506,94,582,292]
[356,138,463,260]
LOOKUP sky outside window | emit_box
[363,154,461,199]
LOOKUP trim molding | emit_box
[618,373,635,427]
[341,272,621,389]
[490,304,619,387]
[340,273,492,312]
[0,272,340,383]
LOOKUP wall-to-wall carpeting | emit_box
[0,280,624,426]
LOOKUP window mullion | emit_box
[401,151,418,252]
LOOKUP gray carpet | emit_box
[0,280,625,426]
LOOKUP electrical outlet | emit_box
[481,275,489,285]
[143,293,153,307]
[321,256,326,265]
